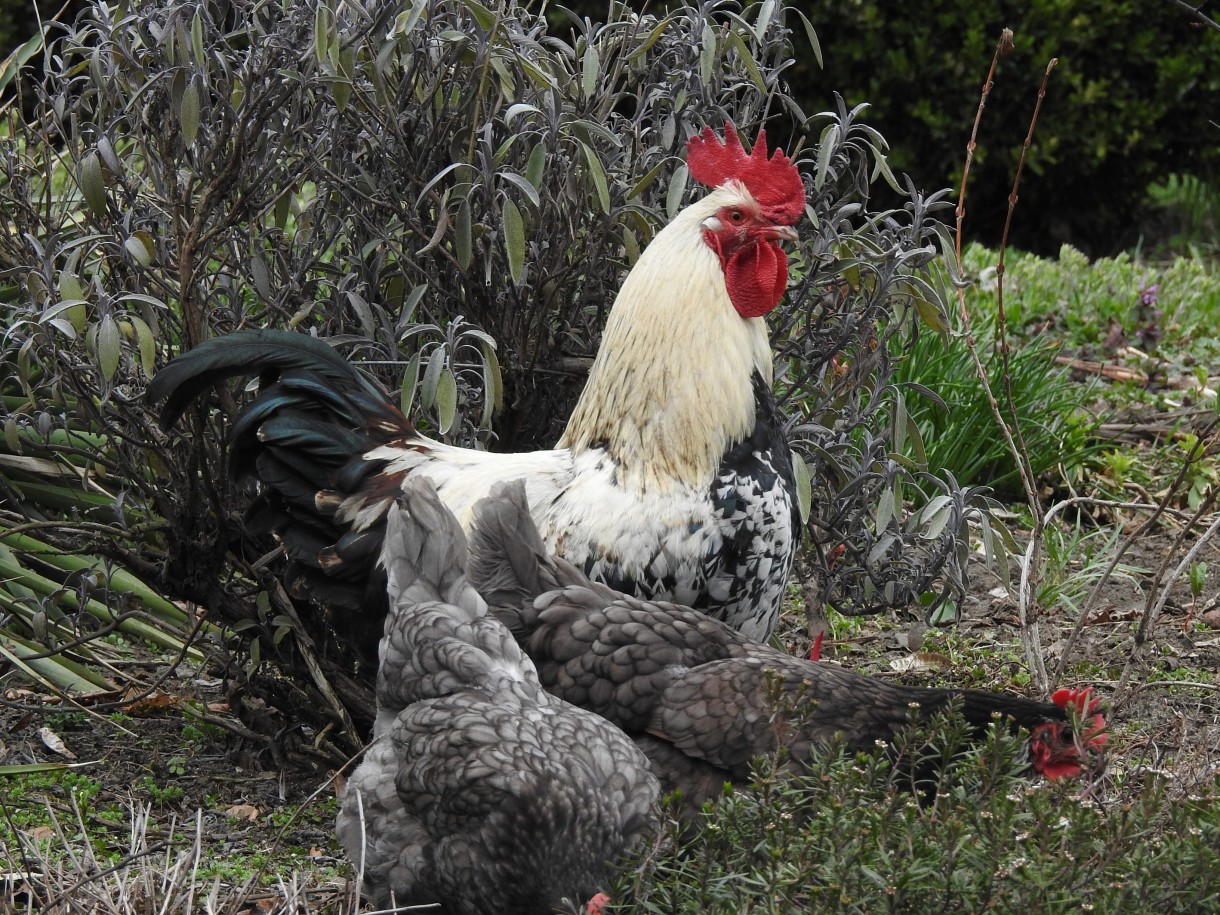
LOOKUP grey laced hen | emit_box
[336,477,659,914]
[467,481,1106,814]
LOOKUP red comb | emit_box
[687,123,805,225]
[809,630,824,662]
[1052,687,1101,717]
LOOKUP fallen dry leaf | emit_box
[124,693,181,716]
[38,727,76,759]
[889,652,951,673]
[28,825,55,842]
[225,803,261,822]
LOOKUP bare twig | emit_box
[954,29,1014,263]
[1053,432,1217,685]
[1165,0,1220,32]
[951,38,1061,690]
[1117,479,1220,695]
[267,579,362,748]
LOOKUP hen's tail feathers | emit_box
[467,481,610,639]
[466,481,560,611]
[147,330,417,655]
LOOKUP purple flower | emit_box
[1139,282,1160,307]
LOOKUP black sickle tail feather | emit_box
[148,329,391,430]
[870,687,1070,794]
[147,329,414,658]
[946,688,1067,733]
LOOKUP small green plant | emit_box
[1037,521,1143,622]
[1189,561,1209,600]
[138,775,184,807]
[616,710,1220,913]
[893,306,1099,495]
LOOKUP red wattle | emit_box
[725,239,788,317]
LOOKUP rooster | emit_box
[148,124,805,656]
[336,477,659,913]
[468,480,1109,813]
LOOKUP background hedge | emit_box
[792,0,1220,256]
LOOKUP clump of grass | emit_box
[892,309,1099,495]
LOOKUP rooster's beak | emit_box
[765,225,799,243]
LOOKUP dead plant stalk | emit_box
[953,33,1060,689]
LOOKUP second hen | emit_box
[336,477,659,913]
[468,481,1108,812]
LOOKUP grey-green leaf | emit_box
[580,142,610,215]
[436,368,458,435]
[420,345,445,410]
[80,152,107,217]
[525,142,546,190]
[480,341,503,428]
[665,163,689,220]
[699,21,715,84]
[123,233,154,267]
[98,314,121,381]
[399,350,421,413]
[190,9,205,64]
[875,486,895,533]
[127,314,157,379]
[581,41,599,98]
[502,197,525,284]
[180,82,201,146]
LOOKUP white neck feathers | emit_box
[559,188,773,492]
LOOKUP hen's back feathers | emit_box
[469,482,1105,807]
[336,478,659,914]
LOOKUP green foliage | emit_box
[958,243,1220,367]
[1035,521,1141,622]
[892,300,1098,495]
[1144,173,1220,259]
[791,0,1220,256]
[617,711,1220,913]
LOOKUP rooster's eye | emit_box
[727,209,745,223]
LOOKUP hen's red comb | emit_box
[1052,687,1102,717]
[687,123,805,225]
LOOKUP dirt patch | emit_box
[1,670,350,910]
